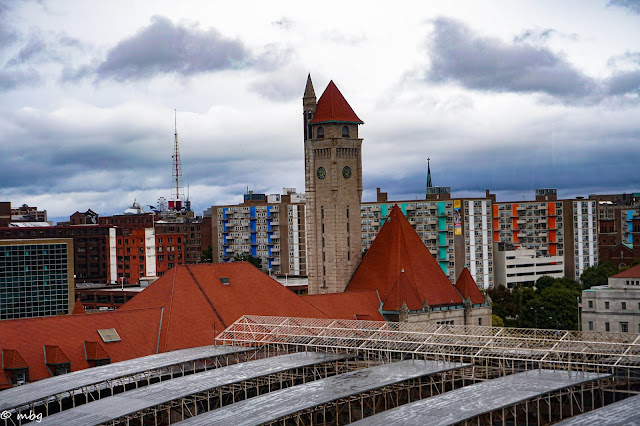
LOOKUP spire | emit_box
[426,157,432,188]
[303,73,316,100]
[171,109,183,205]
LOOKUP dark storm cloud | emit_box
[605,70,640,95]
[426,17,597,99]
[0,68,40,90]
[608,0,640,14]
[7,35,46,65]
[93,16,260,82]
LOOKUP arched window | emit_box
[342,126,349,137]
[317,126,324,138]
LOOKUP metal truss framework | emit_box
[212,315,640,424]
[6,350,252,425]
[109,358,356,426]
[215,316,640,374]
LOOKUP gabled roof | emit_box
[309,80,363,124]
[301,290,384,321]
[346,205,463,310]
[612,263,640,279]
[454,268,486,305]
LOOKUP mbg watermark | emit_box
[1,410,43,423]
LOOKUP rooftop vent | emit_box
[97,328,121,343]
[219,277,230,285]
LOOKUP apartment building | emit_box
[361,190,493,289]
[493,189,597,281]
[595,196,640,267]
[210,189,306,275]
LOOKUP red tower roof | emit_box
[346,205,463,310]
[612,263,640,279]
[454,267,486,305]
[309,80,363,124]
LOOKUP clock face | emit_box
[342,166,352,179]
[317,167,326,180]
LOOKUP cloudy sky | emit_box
[1,0,639,223]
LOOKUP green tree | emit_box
[580,262,619,289]
[492,315,505,327]
[487,285,516,321]
[535,275,556,291]
[233,252,263,270]
[200,245,213,263]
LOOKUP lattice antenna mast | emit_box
[171,109,184,202]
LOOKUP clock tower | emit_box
[303,75,363,294]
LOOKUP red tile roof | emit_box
[346,205,463,310]
[0,262,383,387]
[0,307,163,387]
[612,263,640,279]
[454,267,486,305]
[309,80,363,124]
[120,263,381,352]
[301,290,384,321]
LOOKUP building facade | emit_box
[493,243,565,289]
[582,264,640,333]
[0,239,74,319]
[210,189,307,276]
[492,189,598,281]
[304,77,364,294]
[0,225,115,284]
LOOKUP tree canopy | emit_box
[233,252,263,270]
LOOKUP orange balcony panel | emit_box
[549,216,556,229]
[493,218,499,229]
[549,230,557,242]
[512,217,519,229]
[513,232,519,244]
[548,202,555,215]
[549,245,557,256]
[493,231,499,242]
[512,204,519,216]
[493,204,499,217]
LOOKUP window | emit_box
[98,328,121,343]
[621,322,629,333]
[588,321,593,331]
[317,126,324,138]
[478,318,482,326]
[605,322,610,332]
[342,126,349,137]
[622,302,627,310]
[605,301,610,309]
[588,300,593,308]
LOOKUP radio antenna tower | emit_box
[171,109,184,204]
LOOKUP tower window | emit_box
[317,127,324,138]
[342,126,349,137]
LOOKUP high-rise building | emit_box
[492,189,598,281]
[210,189,306,275]
[304,76,363,294]
[0,239,74,319]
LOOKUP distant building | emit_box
[0,239,74,319]
[493,190,598,281]
[210,188,307,276]
[582,264,640,333]
[10,204,48,223]
[0,225,115,284]
[594,196,640,268]
[493,242,564,289]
